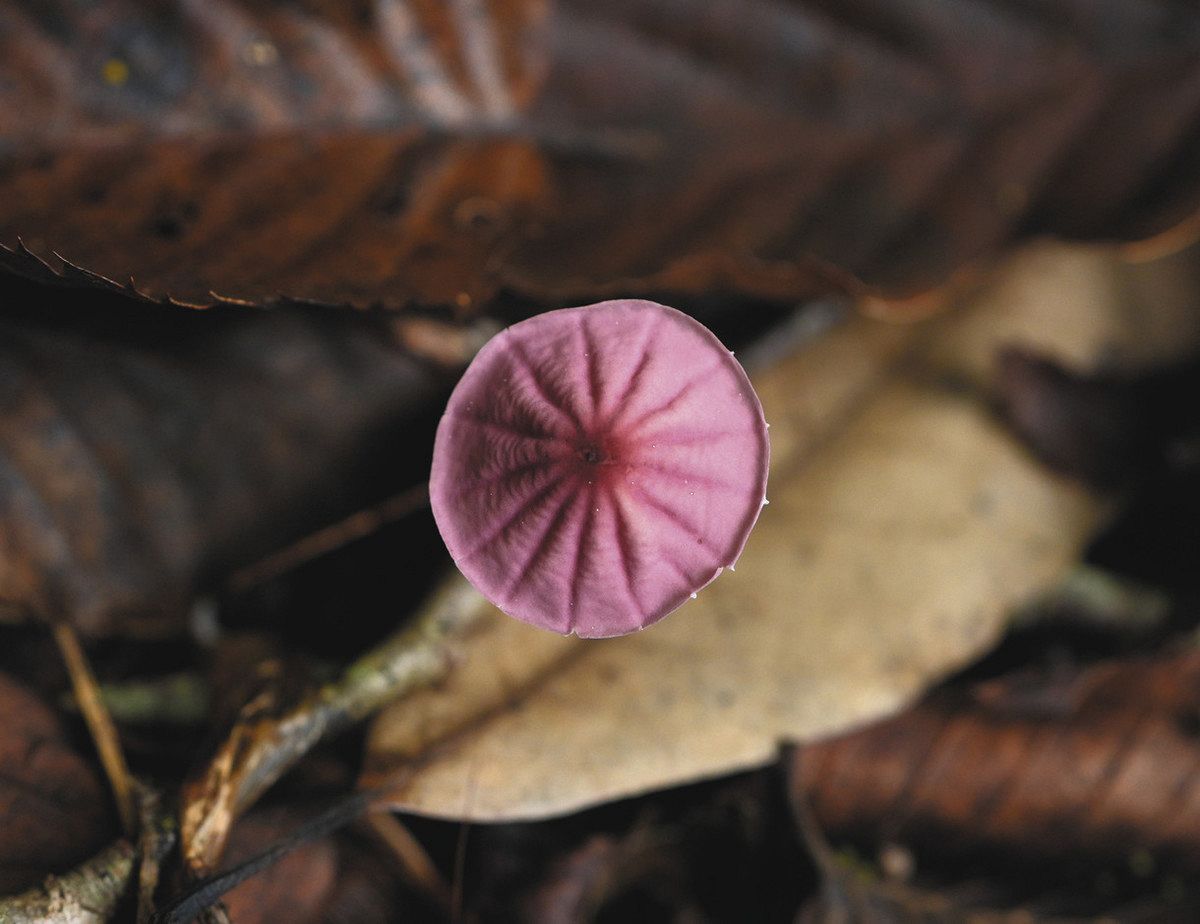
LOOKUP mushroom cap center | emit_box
[428,298,771,638]
[572,431,623,481]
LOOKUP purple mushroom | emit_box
[430,299,770,638]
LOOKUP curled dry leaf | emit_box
[995,347,1158,488]
[791,646,1200,920]
[0,671,115,896]
[0,291,447,635]
[361,243,1169,822]
[996,345,1200,489]
[1,2,1199,308]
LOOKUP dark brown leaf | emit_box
[0,286,448,635]
[219,808,338,924]
[791,648,1200,874]
[1,1,1199,308]
[468,770,807,923]
[177,815,446,924]
[319,831,428,924]
[995,347,1155,487]
[794,839,1197,924]
[995,347,1200,488]
[0,671,115,896]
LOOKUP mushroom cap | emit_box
[430,299,770,638]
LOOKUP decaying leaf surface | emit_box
[0,290,446,635]
[465,769,805,922]
[791,646,1200,875]
[1,1,1199,308]
[360,244,1167,822]
[0,671,115,896]
[788,622,1200,922]
[220,809,339,924]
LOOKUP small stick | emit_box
[53,622,137,834]
[228,483,429,592]
[366,810,452,911]
[181,573,485,872]
[136,788,179,924]
[158,791,376,924]
[0,838,136,924]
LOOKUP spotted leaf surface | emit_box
[430,300,769,637]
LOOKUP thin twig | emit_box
[53,623,138,834]
[0,839,135,924]
[136,788,178,924]
[84,673,211,727]
[228,483,430,592]
[367,810,452,911]
[158,791,376,924]
[182,573,486,873]
[234,573,484,810]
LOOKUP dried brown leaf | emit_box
[0,671,115,896]
[360,244,1164,822]
[220,809,339,924]
[792,646,1200,873]
[0,295,446,635]
[1,2,1198,308]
